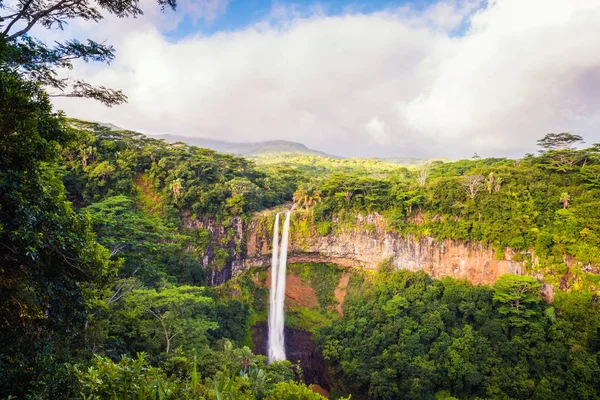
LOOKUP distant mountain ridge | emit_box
[91,121,337,157]
[88,120,426,164]
[154,134,338,158]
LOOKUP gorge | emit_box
[5,118,600,399]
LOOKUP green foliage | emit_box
[5,26,600,400]
[83,195,205,286]
[315,219,333,236]
[299,148,600,288]
[0,67,117,396]
[119,286,218,354]
[210,247,231,272]
[320,270,600,399]
[255,153,407,176]
[69,345,316,400]
[72,353,180,399]
[1,0,176,105]
[62,120,290,218]
[286,307,333,333]
[267,381,327,399]
[85,284,250,361]
[291,212,312,250]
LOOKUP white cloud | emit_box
[364,116,391,145]
[47,0,600,158]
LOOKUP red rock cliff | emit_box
[243,212,523,286]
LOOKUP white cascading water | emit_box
[268,211,291,363]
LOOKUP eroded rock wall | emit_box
[243,212,523,286]
[182,210,533,287]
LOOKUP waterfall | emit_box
[268,212,280,362]
[268,211,291,363]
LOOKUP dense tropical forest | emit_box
[2,0,600,399]
[3,102,600,399]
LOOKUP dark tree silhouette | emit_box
[0,0,177,105]
[537,132,584,151]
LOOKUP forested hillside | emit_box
[0,70,338,398]
[305,138,600,291]
[2,1,600,397]
[320,268,600,399]
[4,110,600,398]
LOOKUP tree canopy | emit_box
[537,132,584,151]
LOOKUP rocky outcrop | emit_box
[183,211,600,291]
[181,213,246,286]
[243,212,523,286]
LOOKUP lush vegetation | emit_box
[3,1,600,398]
[63,120,294,219]
[0,67,336,400]
[4,64,600,398]
[320,267,600,399]
[0,9,326,396]
[255,153,411,177]
[298,138,600,290]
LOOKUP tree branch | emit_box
[48,80,127,106]
[109,243,126,257]
[2,0,35,37]
[6,0,72,40]
[106,280,134,304]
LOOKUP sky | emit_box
[43,0,600,158]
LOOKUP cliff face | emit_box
[181,213,246,286]
[182,211,537,288]
[243,212,523,286]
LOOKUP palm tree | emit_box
[293,185,321,210]
[293,186,306,206]
[486,172,495,194]
[560,192,570,209]
[494,177,504,193]
[238,346,254,375]
[170,178,182,196]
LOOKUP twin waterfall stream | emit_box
[268,211,291,363]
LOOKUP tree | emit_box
[580,165,600,188]
[0,0,176,105]
[540,149,583,172]
[537,133,584,151]
[293,185,321,211]
[493,176,503,193]
[170,178,183,198]
[123,286,218,354]
[322,173,357,206]
[560,192,570,209]
[415,163,431,187]
[267,381,328,400]
[236,346,255,375]
[225,177,261,214]
[493,275,541,312]
[397,189,424,215]
[82,195,198,285]
[484,172,504,194]
[72,353,177,399]
[0,68,118,395]
[461,175,484,199]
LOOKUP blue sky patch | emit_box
[163,0,450,40]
